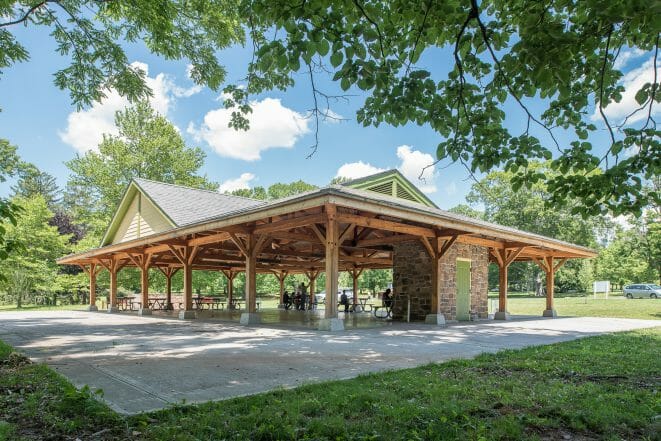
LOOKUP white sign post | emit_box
[593,281,610,299]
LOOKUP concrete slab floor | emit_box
[0,310,657,415]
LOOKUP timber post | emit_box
[128,253,154,316]
[231,233,267,325]
[222,270,236,307]
[168,245,198,319]
[306,270,319,310]
[538,256,566,318]
[99,257,125,313]
[274,270,288,307]
[319,204,343,331]
[81,262,102,312]
[492,247,525,320]
[157,267,179,311]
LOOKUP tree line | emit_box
[1,101,659,308]
[0,104,393,306]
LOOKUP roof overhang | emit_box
[58,187,596,267]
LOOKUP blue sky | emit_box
[0,25,656,211]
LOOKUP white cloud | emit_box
[396,145,437,193]
[613,48,645,70]
[218,173,256,193]
[444,181,457,196]
[594,55,660,125]
[59,62,201,153]
[335,161,386,179]
[323,109,345,124]
[188,98,310,161]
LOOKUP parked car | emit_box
[315,289,353,304]
[623,284,661,299]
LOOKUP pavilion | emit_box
[57,170,596,331]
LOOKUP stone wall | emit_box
[392,241,489,321]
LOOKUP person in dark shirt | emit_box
[340,290,349,313]
[283,291,292,310]
[383,288,393,308]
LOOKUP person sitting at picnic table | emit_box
[340,290,349,313]
[293,291,302,310]
[298,282,308,310]
[383,288,393,308]
[283,291,292,310]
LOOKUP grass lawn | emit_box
[1,328,659,440]
[0,303,88,312]
[489,293,661,320]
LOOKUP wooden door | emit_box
[456,260,471,321]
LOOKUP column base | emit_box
[542,309,557,318]
[86,305,98,312]
[425,314,447,326]
[138,308,152,316]
[318,318,344,332]
[107,306,120,313]
[240,312,262,325]
[494,311,510,320]
[178,310,196,319]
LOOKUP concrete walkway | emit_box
[0,310,657,414]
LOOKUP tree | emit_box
[1,1,244,109]
[66,102,217,230]
[11,163,61,209]
[230,180,317,200]
[448,204,484,220]
[464,163,608,293]
[228,0,659,217]
[0,196,71,307]
[0,140,22,276]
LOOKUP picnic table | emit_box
[197,297,226,310]
[357,297,373,312]
[117,296,137,311]
[148,297,167,310]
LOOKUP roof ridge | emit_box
[133,177,263,203]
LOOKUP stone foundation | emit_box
[392,241,489,321]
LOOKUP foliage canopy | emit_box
[229,0,660,217]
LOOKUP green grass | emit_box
[490,294,661,320]
[1,329,660,440]
[0,304,89,312]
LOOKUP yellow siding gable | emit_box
[111,193,172,244]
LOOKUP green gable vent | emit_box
[395,183,418,203]
[341,169,438,209]
[368,181,393,196]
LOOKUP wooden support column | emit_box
[157,267,179,311]
[305,270,319,309]
[99,257,125,312]
[230,233,268,323]
[349,267,363,305]
[324,204,340,320]
[542,256,566,318]
[80,262,103,311]
[168,245,198,319]
[128,253,153,315]
[222,270,237,306]
[491,247,525,320]
[274,270,288,305]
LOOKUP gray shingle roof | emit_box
[133,178,266,227]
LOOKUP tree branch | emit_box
[0,1,51,28]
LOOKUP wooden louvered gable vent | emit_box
[396,184,418,203]
[367,181,393,196]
